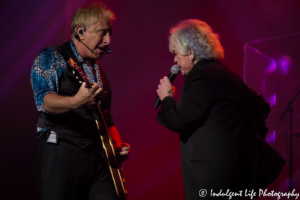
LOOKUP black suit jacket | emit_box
[157,59,285,200]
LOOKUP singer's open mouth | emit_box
[93,47,103,55]
[98,46,110,54]
[98,47,107,53]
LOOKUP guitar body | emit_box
[69,58,128,200]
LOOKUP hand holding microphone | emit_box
[154,65,180,109]
[157,76,174,97]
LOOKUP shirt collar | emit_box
[70,38,84,63]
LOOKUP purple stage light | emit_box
[266,61,277,74]
[278,55,292,75]
[266,130,275,144]
[267,94,276,107]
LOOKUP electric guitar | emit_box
[68,58,128,200]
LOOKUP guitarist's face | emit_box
[81,16,112,61]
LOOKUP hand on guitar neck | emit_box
[116,145,130,163]
[108,126,131,163]
[73,82,102,108]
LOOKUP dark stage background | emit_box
[1,0,300,199]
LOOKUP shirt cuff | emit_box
[36,90,58,113]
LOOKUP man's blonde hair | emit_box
[71,2,115,37]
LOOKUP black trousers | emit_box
[34,135,118,200]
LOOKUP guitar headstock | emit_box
[68,58,93,88]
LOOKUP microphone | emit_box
[154,65,180,109]
[75,34,111,54]
[105,48,111,54]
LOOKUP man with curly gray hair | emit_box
[169,19,224,63]
[156,19,285,200]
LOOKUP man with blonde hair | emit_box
[31,2,129,200]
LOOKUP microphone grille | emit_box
[171,65,180,74]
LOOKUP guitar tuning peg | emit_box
[72,71,75,74]
[122,179,126,184]
[76,76,79,79]
[79,81,82,84]
[125,190,129,196]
